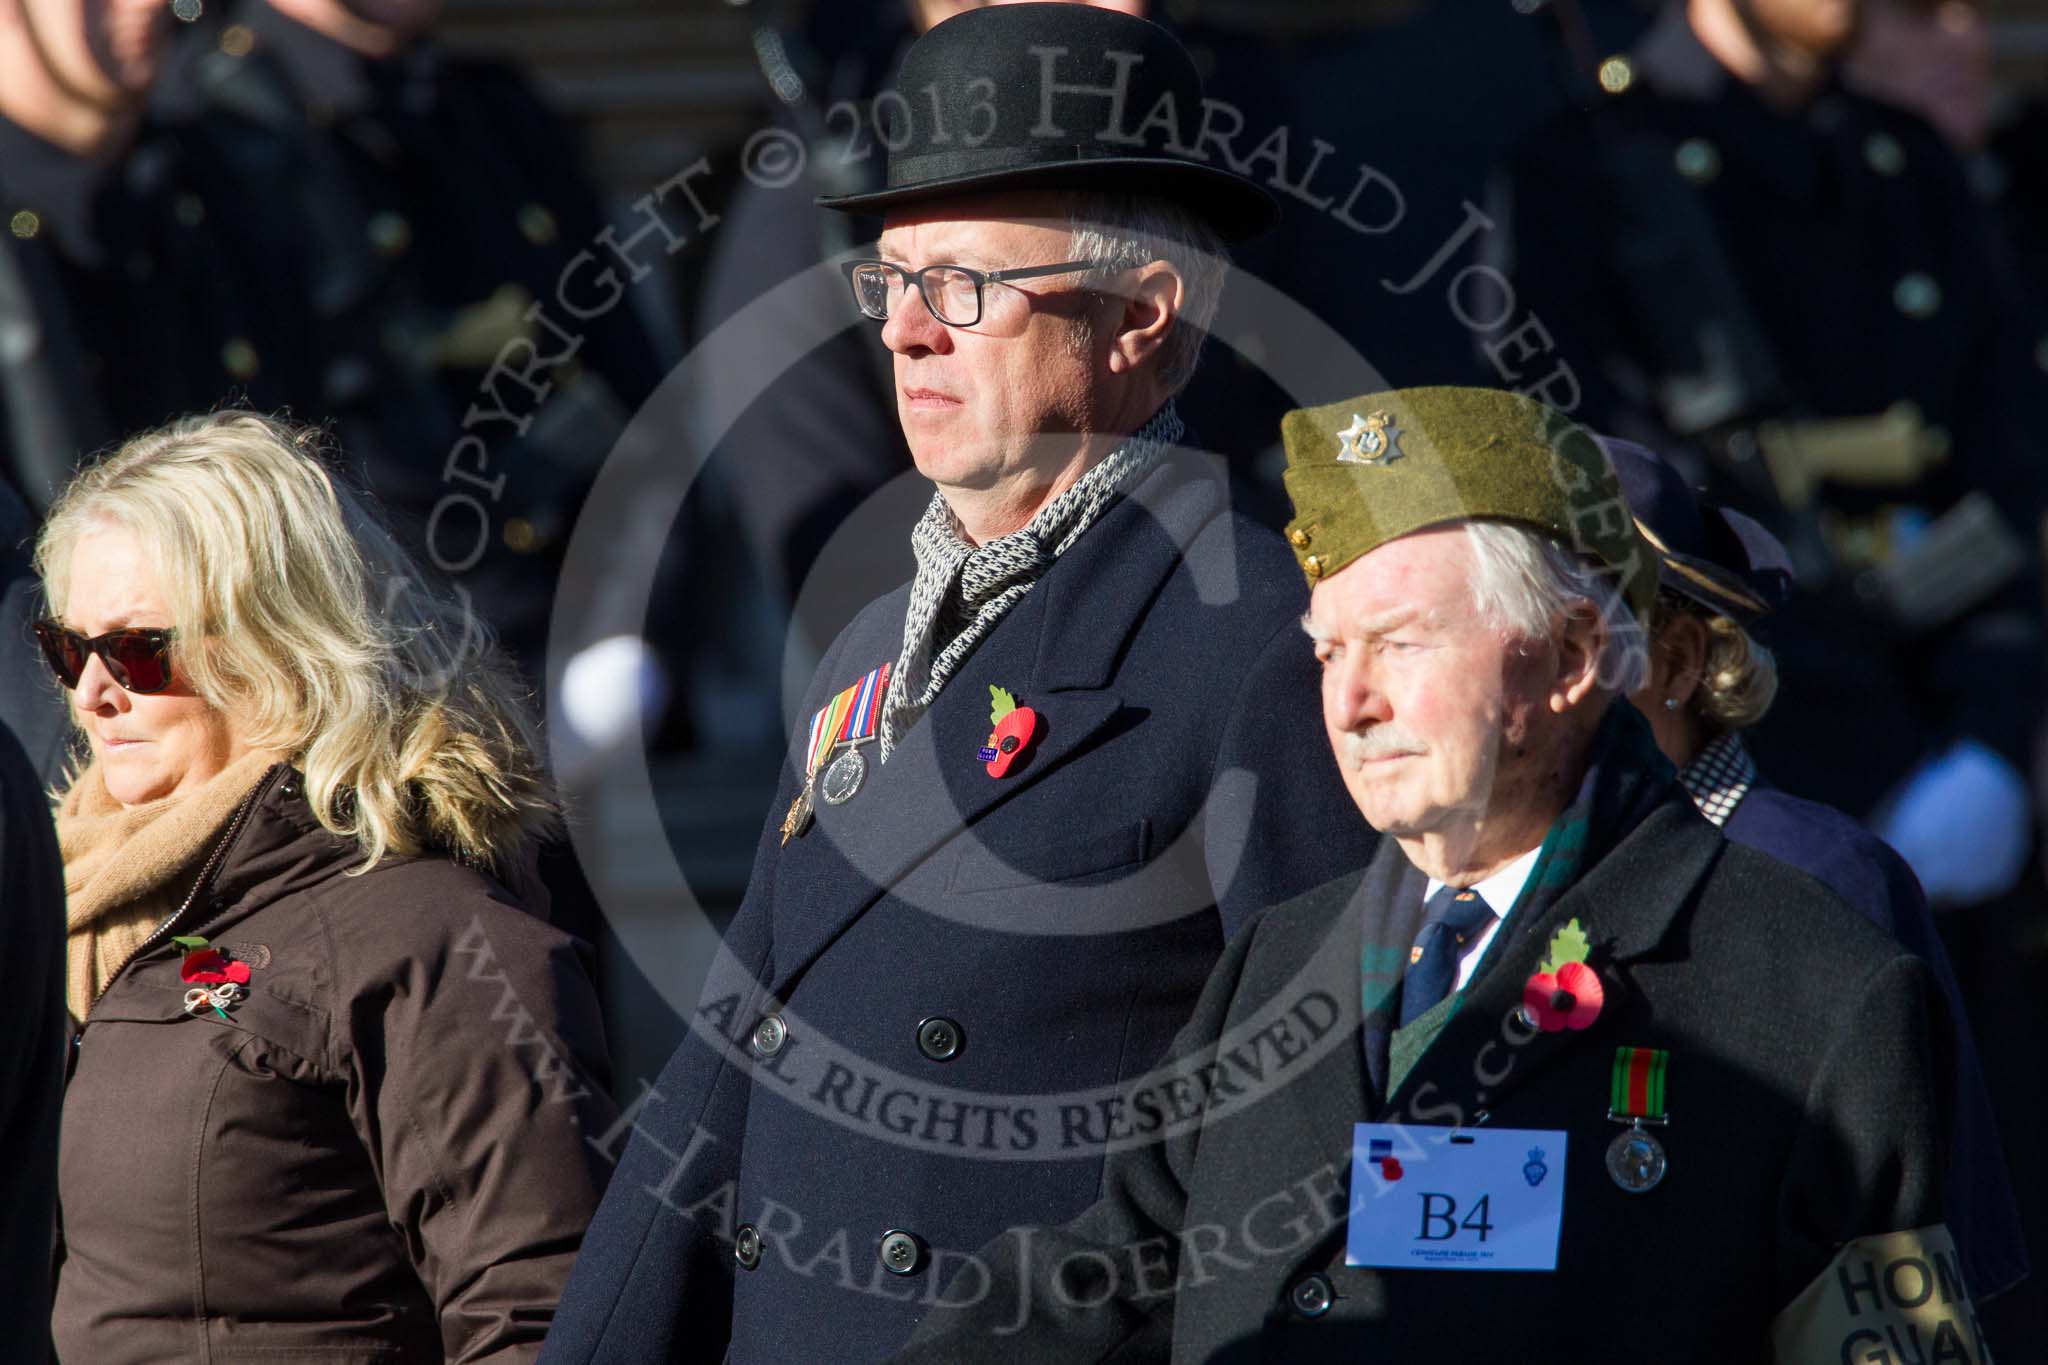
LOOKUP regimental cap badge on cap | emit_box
[1277,385,1658,617]
[1336,411,1404,466]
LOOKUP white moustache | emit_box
[1341,727,1427,767]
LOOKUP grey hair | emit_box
[1462,521,1649,695]
[1064,192,1228,397]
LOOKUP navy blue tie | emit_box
[1399,886,1496,1027]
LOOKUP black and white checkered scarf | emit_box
[1678,731,1757,828]
[878,402,1183,762]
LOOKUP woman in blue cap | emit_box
[1609,435,2031,1319]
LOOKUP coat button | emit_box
[751,1013,788,1058]
[1893,272,1942,319]
[1288,527,1312,549]
[734,1223,762,1270]
[368,211,412,257]
[878,1229,924,1276]
[1673,137,1721,185]
[1864,132,1906,176]
[221,338,261,380]
[1289,1273,1333,1318]
[916,1016,963,1062]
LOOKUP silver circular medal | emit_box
[1606,1125,1667,1193]
[820,748,867,805]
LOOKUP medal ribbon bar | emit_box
[1608,1046,1669,1124]
[804,662,892,777]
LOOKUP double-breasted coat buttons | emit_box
[751,1013,788,1058]
[879,1229,924,1276]
[916,1016,963,1062]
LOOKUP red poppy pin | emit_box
[1521,918,1604,1033]
[977,686,1040,778]
[175,935,250,1019]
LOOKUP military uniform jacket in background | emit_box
[154,4,667,663]
[896,794,1959,1363]
[0,480,67,784]
[1493,5,2048,811]
[0,112,304,787]
[1712,769,2026,1301]
[0,111,299,509]
[541,456,1377,1365]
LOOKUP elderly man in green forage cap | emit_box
[895,386,1980,1363]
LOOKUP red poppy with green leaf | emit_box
[175,935,251,987]
[978,686,1040,777]
[1522,918,1603,1032]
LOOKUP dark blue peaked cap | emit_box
[1602,436,1795,624]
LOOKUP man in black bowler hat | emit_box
[542,6,1372,1362]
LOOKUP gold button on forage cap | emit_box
[1279,385,1657,617]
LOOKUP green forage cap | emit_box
[1279,386,1658,617]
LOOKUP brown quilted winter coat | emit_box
[54,762,617,1363]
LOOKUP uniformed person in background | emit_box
[542,7,1372,1362]
[1609,433,2031,1324]
[897,386,1980,1363]
[1491,0,2048,912]
[152,0,670,673]
[0,0,292,784]
[1163,0,1656,508]
[0,480,64,784]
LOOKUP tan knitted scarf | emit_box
[57,750,282,1025]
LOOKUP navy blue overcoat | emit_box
[1722,781,2028,1303]
[543,454,1376,1364]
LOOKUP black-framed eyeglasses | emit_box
[33,620,177,694]
[843,259,1100,328]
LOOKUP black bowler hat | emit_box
[1603,436,1795,624]
[817,3,1277,241]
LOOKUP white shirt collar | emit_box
[1426,844,1543,925]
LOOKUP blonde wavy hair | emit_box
[35,412,559,874]
[1649,594,1780,733]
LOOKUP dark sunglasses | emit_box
[33,621,177,694]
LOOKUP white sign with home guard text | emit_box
[1346,1124,1568,1271]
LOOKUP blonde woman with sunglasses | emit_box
[35,412,616,1364]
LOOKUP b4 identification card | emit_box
[1346,1123,1567,1271]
